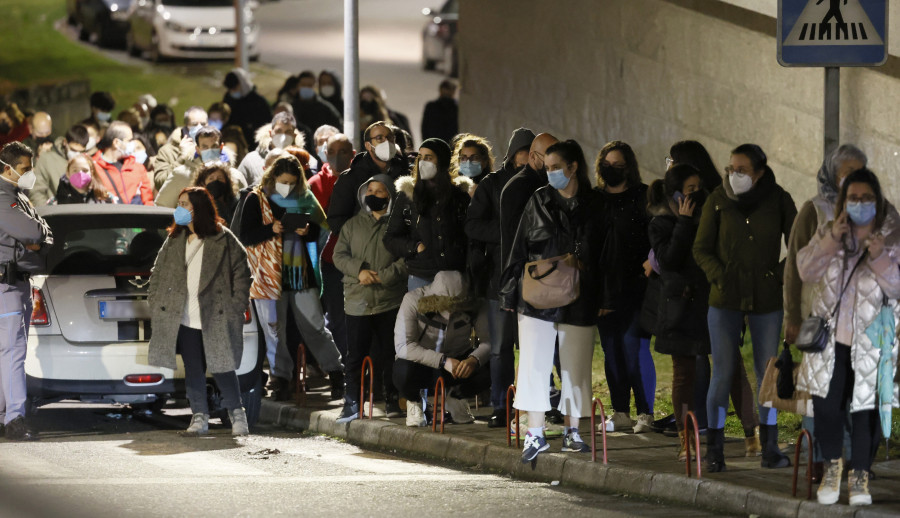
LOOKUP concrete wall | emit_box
[457,0,900,204]
[4,80,92,141]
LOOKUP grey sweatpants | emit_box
[0,279,32,424]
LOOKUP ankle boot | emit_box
[228,407,250,436]
[705,428,726,472]
[180,413,209,437]
[329,370,345,401]
[760,424,791,468]
[744,427,761,457]
[677,430,687,462]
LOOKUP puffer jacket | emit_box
[394,271,490,367]
[333,174,408,316]
[796,206,900,411]
[237,124,308,188]
[499,186,616,326]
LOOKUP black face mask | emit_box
[206,180,229,199]
[360,100,378,114]
[364,194,389,212]
[600,165,626,187]
[0,121,10,134]
[35,135,53,147]
[687,189,708,209]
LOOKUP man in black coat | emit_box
[223,69,273,146]
[292,71,343,137]
[421,80,458,143]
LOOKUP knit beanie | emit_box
[419,138,451,172]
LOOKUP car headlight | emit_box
[164,19,186,32]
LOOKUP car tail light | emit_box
[244,307,252,324]
[125,374,164,384]
[31,288,50,326]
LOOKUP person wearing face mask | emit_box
[143,104,177,153]
[22,112,54,159]
[358,88,394,143]
[594,141,656,435]
[223,69,273,146]
[333,175,408,422]
[148,187,252,437]
[239,155,345,401]
[465,127,534,427]
[193,162,239,225]
[318,70,344,115]
[384,138,472,291]
[80,91,116,133]
[207,102,231,133]
[30,124,91,206]
[312,124,339,172]
[238,112,307,188]
[55,153,114,204]
[693,143,797,472]
[0,103,31,147]
[783,144,868,482]
[0,142,53,441]
[91,121,153,205]
[450,134,493,194]
[152,106,209,192]
[156,126,247,208]
[499,140,615,462]
[796,168,900,507]
[290,71,343,138]
[421,79,458,144]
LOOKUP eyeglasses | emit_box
[368,134,394,144]
[600,161,627,170]
[724,166,752,175]
[459,154,481,163]
[848,195,877,203]
[665,156,674,168]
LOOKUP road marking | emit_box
[8,473,500,486]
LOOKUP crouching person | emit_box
[334,175,409,422]
[393,270,491,427]
[148,187,253,436]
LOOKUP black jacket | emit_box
[327,151,410,236]
[291,96,343,136]
[421,97,458,143]
[499,164,547,273]
[597,184,651,310]
[223,89,273,147]
[647,201,711,356]
[465,162,519,299]
[499,186,615,326]
[383,175,472,281]
[55,176,108,204]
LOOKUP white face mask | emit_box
[418,160,437,180]
[66,149,81,160]
[1,159,36,190]
[320,85,335,98]
[373,140,396,162]
[317,143,328,164]
[271,133,293,150]
[275,182,293,198]
[729,172,753,195]
[86,136,97,150]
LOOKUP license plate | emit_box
[197,34,234,46]
[98,300,151,321]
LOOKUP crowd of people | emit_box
[1,66,898,508]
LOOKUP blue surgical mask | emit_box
[200,148,220,163]
[188,124,203,140]
[174,206,193,226]
[96,111,111,122]
[299,87,316,100]
[846,201,877,225]
[229,91,242,100]
[547,168,570,190]
[317,143,328,165]
[209,119,223,131]
[459,161,482,178]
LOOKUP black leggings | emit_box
[177,325,243,414]
[344,309,399,403]
[392,358,491,402]
[812,343,880,471]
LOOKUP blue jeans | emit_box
[707,307,782,429]
[597,307,656,415]
[486,299,516,409]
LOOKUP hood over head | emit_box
[356,173,396,214]
[503,127,536,167]
[816,143,868,204]
[416,271,478,316]
[228,68,254,97]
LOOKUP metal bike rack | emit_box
[589,398,608,464]
[359,355,374,420]
[432,377,446,433]
[506,384,519,448]
[792,429,815,500]
[294,343,306,405]
[684,411,702,478]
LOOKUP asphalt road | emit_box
[0,402,727,518]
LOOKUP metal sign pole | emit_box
[344,0,360,149]
[234,0,249,71]
[824,66,840,159]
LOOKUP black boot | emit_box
[705,428,726,472]
[329,371,345,401]
[760,424,791,468]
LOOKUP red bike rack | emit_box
[684,411,702,478]
[506,384,520,448]
[589,398,608,464]
[359,356,374,420]
[294,343,307,405]
[432,377,446,433]
[792,429,814,500]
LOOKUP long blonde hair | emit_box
[450,133,495,178]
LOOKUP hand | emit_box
[784,322,800,345]
[642,259,652,278]
[866,232,885,259]
[502,307,515,313]
[443,357,459,375]
[294,223,310,236]
[180,136,196,155]
[453,357,477,379]
[678,195,695,217]
[358,269,379,285]
[25,244,41,251]
[831,211,850,241]
[416,242,426,253]
[272,220,284,234]
[598,309,614,317]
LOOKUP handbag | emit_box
[795,250,868,352]
[521,253,580,310]
[775,343,795,399]
[759,354,813,416]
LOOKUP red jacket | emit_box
[92,151,154,205]
[0,123,30,146]
[308,163,338,212]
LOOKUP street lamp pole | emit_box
[234,0,249,71]
[344,0,360,148]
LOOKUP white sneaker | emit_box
[633,413,654,434]
[444,396,474,424]
[604,412,634,432]
[406,401,427,427]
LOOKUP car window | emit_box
[162,0,233,6]
[41,214,172,275]
[441,0,458,14]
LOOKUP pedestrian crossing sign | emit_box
[778,0,888,66]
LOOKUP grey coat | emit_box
[148,226,252,373]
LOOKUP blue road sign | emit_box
[778,0,888,66]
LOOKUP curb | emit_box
[260,399,863,517]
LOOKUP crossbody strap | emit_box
[831,250,868,320]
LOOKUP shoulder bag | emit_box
[795,250,867,352]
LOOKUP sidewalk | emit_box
[258,382,900,518]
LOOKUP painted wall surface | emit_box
[457,0,900,204]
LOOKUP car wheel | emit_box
[149,31,164,63]
[78,25,90,42]
[126,30,140,57]
[423,53,437,71]
[249,53,260,63]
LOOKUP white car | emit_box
[125,0,260,62]
[26,205,264,423]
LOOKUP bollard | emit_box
[432,377,446,433]
[359,356,374,420]
[294,343,307,405]
[506,384,519,448]
[684,411,702,478]
[792,429,814,500]
[589,398,608,464]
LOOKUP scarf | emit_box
[271,190,321,291]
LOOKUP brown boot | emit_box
[745,427,761,457]
[677,430,687,462]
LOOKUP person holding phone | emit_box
[796,168,900,506]
[239,155,345,401]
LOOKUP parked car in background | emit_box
[26,205,265,425]
[421,0,458,77]
[67,0,134,48]
[125,0,260,62]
